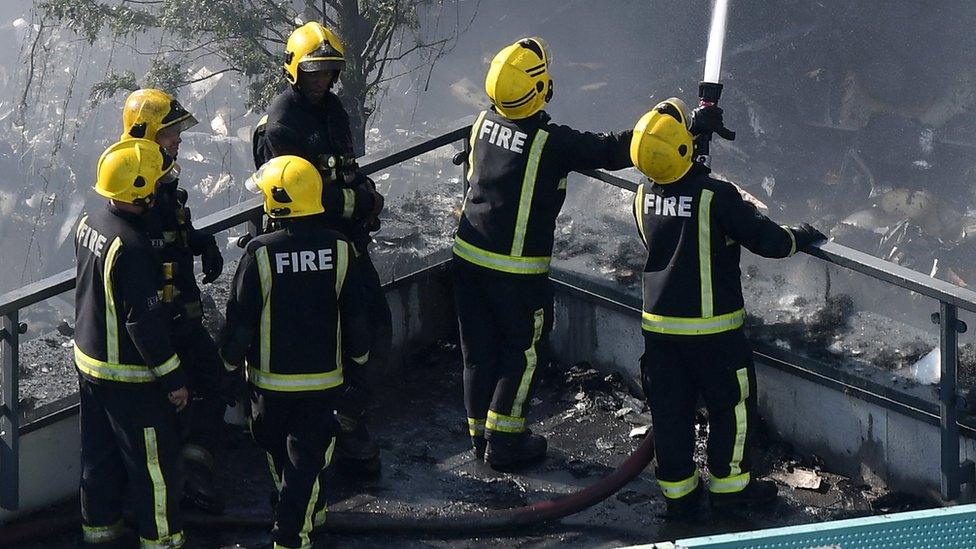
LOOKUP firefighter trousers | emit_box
[452,261,554,439]
[336,248,390,422]
[172,319,224,467]
[641,329,758,499]
[79,375,184,547]
[250,389,338,549]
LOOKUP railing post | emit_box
[940,301,964,501]
[247,212,263,239]
[1,311,20,510]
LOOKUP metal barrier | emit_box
[1,123,975,510]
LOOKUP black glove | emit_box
[789,222,827,251]
[360,176,384,232]
[201,238,224,284]
[690,105,735,141]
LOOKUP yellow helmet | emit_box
[630,98,695,185]
[284,22,345,85]
[120,89,198,141]
[246,156,324,218]
[95,139,178,205]
[485,37,553,120]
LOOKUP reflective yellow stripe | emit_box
[140,532,184,548]
[82,520,125,543]
[512,308,545,418]
[466,111,488,182]
[143,427,170,540]
[635,184,647,244]
[312,437,336,528]
[246,366,343,392]
[257,114,269,128]
[468,417,486,437]
[341,188,355,219]
[452,235,550,275]
[557,177,567,190]
[103,237,123,364]
[75,346,179,383]
[709,471,751,494]
[266,452,282,490]
[335,241,349,372]
[256,247,273,373]
[781,224,797,256]
[350,352,369,365]
[729,367,750,476]
[641,308,744,336]
[658,469,700,499]
[698,189,714,318]
[511,129,549,256]
[152,354,180,378]
[486,410,525,433]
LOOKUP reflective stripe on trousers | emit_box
[486,409,525,433]
[658,469,700,500]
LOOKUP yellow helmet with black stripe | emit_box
[95,139,178,205]
[485,37,553,120]
[284,22,346,84]
[120,89,198,141]
[247,156,325,218]
[631,98,695,185]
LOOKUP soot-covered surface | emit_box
[18,343,927,548]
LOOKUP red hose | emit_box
[0,436,654,542]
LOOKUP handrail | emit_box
[2,122,976,508]
[580,167,976,313]
[0,126,473,316]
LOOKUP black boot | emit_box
[664,482,703,519]
[709,479,778,508]
[334,414,381,477]
[484,430,547,471]
[182,446,225,514]
[472,436,487,460]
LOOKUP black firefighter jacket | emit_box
[453,108,633,276]
[74,205,186,393]
[253,86,378,248]
[633,165,798,338]
[220,220,370,395]
[146,179,215,323]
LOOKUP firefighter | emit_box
[121,88,228,512]
[629,98,826,517]
[75,138,187,547]
[251,21,387,475]
[452,37,635,470]
[220,155,370,549]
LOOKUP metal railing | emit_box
[2,123,975,509]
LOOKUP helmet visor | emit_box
[160,99,199,133]
[245,163,269,195]
[158,160,181,187]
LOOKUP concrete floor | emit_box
[14,341,929,548]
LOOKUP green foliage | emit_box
[87,69,137,106]
[145,59,187,94]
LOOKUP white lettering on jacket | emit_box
[75,219,108,257]
[478,119,528,154]
[274,249,334,274]
[644,194,693,218]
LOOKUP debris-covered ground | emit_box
[19,343,929,548]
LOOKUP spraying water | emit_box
[703,0,730,83]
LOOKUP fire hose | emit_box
[0,435,654,543]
